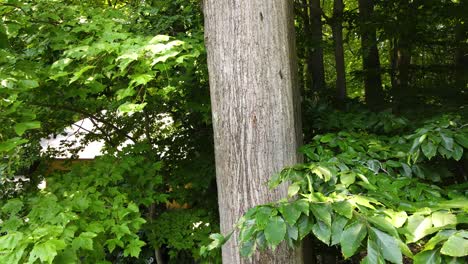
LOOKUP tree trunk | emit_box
[391,38,411,109]
[309,0,326,93]
[300,0,313,95]
[358,0,384,109]
[203,1,303,263]
[332,0,346,104]
[454,1,468,91]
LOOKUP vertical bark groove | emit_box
[203,1,303,263]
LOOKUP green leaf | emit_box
[431,211,457,228]
[340,172,356,187]
[255,207,274,229]
[72,232,97,250]
[385,210,408,228]
[130,74,154,87]
[69,65,95,84]
[370,227,402,264]
[264,216,287,248]
[286,224,299,241]
[312,221,331,245]
[367,238,385,264]
[414,249,441,264]
[0,232,23,250]
[424,230,456,251]
[294,199,309,216]
[239,220,256,243]
[440,132,454,151]
[368,216,399,237]
[118,102,147,114]
[332,201,353,219]
[240,239,256,257]
[297,215,313,239]
[312,166,332,181]
[440,231,468,257]
[340,221,367,258]
[0,137,28,152]
[454,134,468,149]
[310,203,332,227]
[331,216,348,246]
[452,144,463,161]
[28,239,66,264]
[116,87,136,100]
[279,203,301,226]
[421,141,437,159]
[149,35,170,43]
[123,239,146,258]
[14,121,41,136]
[288,183,301,197]
[405,215,434,242]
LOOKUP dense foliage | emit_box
[206,108,468,263]
[1,0,467,263]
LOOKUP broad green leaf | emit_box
[18,79,39,89]
[288,183,300,197]
[331,216,348,246]
[384,210,407,228]
[294,199,309,216]
[440,132,454,151]
[405,215,434,242]
[340,172,356,187]
[312,166,332,181]
[310,203,332,227]
[414,249,441,264]
[421,141,437,159]
[264,216,286,248]
[297,215,313,239]
[424,230,456,251]
[367,160,380,174]
[340,221,367,258]
[239,220,256,243]
[279,203,301,226]
[118,102,147,114]
[14,121,41,136]
[312,221,331,245]
[454,134,468,149]
[130,74,154,86]
[255,207,274,229]
[369,216,399,237]
[0,232,23,250]
[431,211,457,228]
[72,232,97,250]
[332,201,354,219]
[240,240,255,257]
[0,138,28,152]
[452,144,463,161]
[123,239,146,258]
[440,231,468,257]
[149,35,170,43]
[28,239,66,264]
[287,224,299,241]
[370,227,402,264]
[69,65,95,84]
[116,87,136,100]
[367,238,385,264]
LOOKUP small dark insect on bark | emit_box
[260,12,264,21]
[279,70,283,79]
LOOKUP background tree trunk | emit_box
[332,0,346,104]
[309,0,326,93]
[358,0,384,109]
[203,1,303,263]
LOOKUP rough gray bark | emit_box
[332,0,346,103]
[203,1,303,263]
